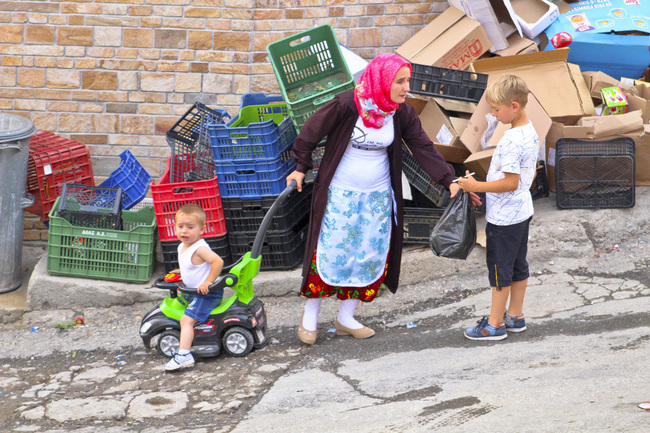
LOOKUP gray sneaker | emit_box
[164,352,195,371]
[503,313,527,333]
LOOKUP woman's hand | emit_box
[286,170,305,192]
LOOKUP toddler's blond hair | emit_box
[485,74,529,108]
[176,204,206,227]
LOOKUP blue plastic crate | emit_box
[239,93,284,109]
[209,104,296,162]
[99,150,151,210]
[215,154,296,200]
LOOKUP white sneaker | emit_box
[164,352,195,371]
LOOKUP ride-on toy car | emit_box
[139,181,298,359]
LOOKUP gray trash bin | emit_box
[0,113,37,293]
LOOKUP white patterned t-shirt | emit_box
[485,121,538,226]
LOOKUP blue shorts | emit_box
[486,217,532,289]
[184,290,223,323]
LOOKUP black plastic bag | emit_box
[429,191,476,260]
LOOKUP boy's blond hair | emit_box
[485,74,529,108]
[176,204,206,227]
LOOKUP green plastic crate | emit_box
[266,24,355,133]
[47,196,157,283]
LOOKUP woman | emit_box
[286,53,468,344]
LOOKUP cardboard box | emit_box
[406,96,471,164]
[509,0,559,39]
[493,33,539,57]
[621,78,650,124]
[600,87,628,115]
[396,7,491,70]
[471,48,595,123]
[543,0,650,80]
[545,110,648,190]
[460,92,552,179]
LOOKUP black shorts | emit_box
[485,216,532,289]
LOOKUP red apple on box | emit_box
[551,32,573,49]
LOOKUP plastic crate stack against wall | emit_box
[46,195,157,283]
[154,102,231,273]
[555,138,635,209]
[26,131,94,222]
[210,94,311,271]
[151,158,230,273]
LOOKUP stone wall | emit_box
[1,0,450,243]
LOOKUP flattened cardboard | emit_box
[460,92,553,179]
[406,96,471,164]
[545,110,647,190]
[396,7,491,70]
[471,48,595,123]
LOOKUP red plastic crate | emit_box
[151,157,227,242]
[26,131,94,221]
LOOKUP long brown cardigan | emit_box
[291,90,456,294]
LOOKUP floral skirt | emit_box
[299,249,389,302]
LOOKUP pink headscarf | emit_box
[354,53,412,129]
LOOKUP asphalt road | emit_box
[1,192,649,432]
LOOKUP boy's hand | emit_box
[449,182,461,198]
[197,281,211,295]
[456,171,480,192]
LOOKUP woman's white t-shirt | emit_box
[330,116,394,192]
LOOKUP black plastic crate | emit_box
[222,183,312,232]
[555,138,635,209]
[58,184,122,230]
[409,64,488,103]
[402,143,450,208]
[160,234,232,274]
[403,207,445,244]
[531,160,549,200]
[228,216,308,271]
[166,102,230,183]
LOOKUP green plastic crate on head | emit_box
[47,197,157,283]
[266,24,355,133]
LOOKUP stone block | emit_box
[0,24,22,43]
[185,8,221,18]
[46,69,80,88]
[91,114,120,133]
[17,68,45,87]
[14,99,46,111]
[118,71,138,91]
[25,25,53,44]
[141,72,174,92]
[175,73,202,92]
[124,28,153,48]
[48,101,78,111]
[349,27,381,47]
[81,71,118,90]
[121,114,154,134]
[190,62,209,73]
[203,74,233,93]
[57,27,93,46]
[154,29,187,49]
[129,6,153,16]
[189,30,212,50]
[58,113,91,132]
[70,134,108,145]
[2,56,21,66]
[213,31,250,51]
[32,112,57,131]
[95,27,122,46]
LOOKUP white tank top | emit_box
[177,239,211,288]
[330,116,393,192]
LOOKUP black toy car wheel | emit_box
[157,329,180,357]
[222,327,254,357]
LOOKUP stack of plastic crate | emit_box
[47,194,157,283]
[209,95,310,271]
[153,102,232,272]
[99,150,151,210]
[26,131,94,222]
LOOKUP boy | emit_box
[165,204,224,371]
[457,74,538,341]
